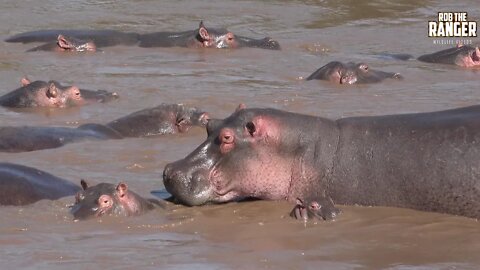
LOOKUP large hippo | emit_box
[0,162,80,206]
[70,180,164,220]
[0,78,118,108]
[306,61,402,84]
[27,35,97,52]
[163,104,480,221]
[417,45,480,67]
[382,45,480,68]
[0,103,209,153]
[138,21,280,50]
[5,21,280,50]
[5,29,139,47]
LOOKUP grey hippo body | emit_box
[384,45,480,68]
[5,22,280,50]
[163,105,480,220]
[71,180,164,220]
[0,78,118,108]
[0,103,209,153]
[306,61,402,84]
[26,35,97,52]
[0,163,80,206]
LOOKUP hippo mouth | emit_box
[470,47,480,65]
[208,166,240,203]
[461,46,480,67]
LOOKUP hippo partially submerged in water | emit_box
[5,21,280,51]
[306,61,402,84]
[163,104,480,221]
[0,78,118,108]
[27,34,97,52]
[0,162,80,206]
[70,180,164,220]
[384,45,480,68]
[0,103,209,153]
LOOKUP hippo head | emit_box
[195,21,239,49]
[305,61,402,84]
[163,105,332,206]
[56,34,96,52]
[71,180,147,220]
[445,45,479,67]
[21,78,84,107]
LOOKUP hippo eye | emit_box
[246,122,256,136]
[359,64,368,71]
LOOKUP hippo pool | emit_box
[0,0,479,269]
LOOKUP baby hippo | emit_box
[27,34,96,52]
[0,78,118,108]
[71,180,164,220]
[306,61,402,84]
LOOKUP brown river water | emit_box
[1,0,479,269]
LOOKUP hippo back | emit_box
[0,163,80,205]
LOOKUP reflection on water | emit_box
[0,0,479,269]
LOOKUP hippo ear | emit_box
[57,35,73,50]
[235,103,246,113]
[21,77,31,86]
[198,112,210,126]
[46,82,58,98]
[80,179,89,190]
[198,21,210,41]
[116,183,128,198]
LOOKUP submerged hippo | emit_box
[71,180,164,220]
[0,162,80,206]
[383,45,480,68]
[306,61,402,84]
[27,34,96,52]
[0,78,118,108]
[417,45,480,67]
[0,103,209,153]
[5,29,139,47]
[138,21,280,50]
[163,104,480,221]
[5,21,280,50]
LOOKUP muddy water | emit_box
[0,0,479,269]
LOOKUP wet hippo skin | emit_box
[0,162,80,206]
[306,61,402,84]
[71,180,165,220]
[417,45,480,67]
[27,34,97,52]
[0,78,118,108]
[382,45,480,68]
[0,103,209,153]
[163,104,480,221]
[5,21,280,50]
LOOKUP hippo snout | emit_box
[162,162,212,206]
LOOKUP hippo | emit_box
[417,45,480,67]
[305,61,402,84]
[5,21,280,50]
[0,103,209,153]
[70,180,164,220]
[382,44,480,68]
[0,162,80,206]
[5,29,139,47]
[163,104,480,221]
[138,21,280,50]
[0,78,118,108]
[27,34,96,52]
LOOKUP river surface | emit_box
[0,0,479,269]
